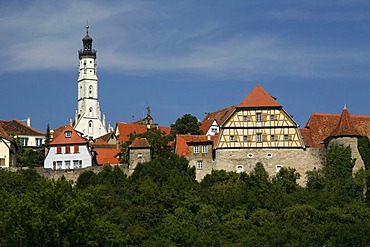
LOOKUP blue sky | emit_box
[0,0,369,132]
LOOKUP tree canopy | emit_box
[170,113,203,136]
[2,144,370,246]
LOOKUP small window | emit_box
[276,165,282,173]
[266,153,273,158]
[237,165,244,173]
[202,145,208,153]
[20,137,29,147]
[284,135,289,141]
[271,135,275,141]
[36,138,43,146]
[256,113,262,122]
[270,115,275,121]
[243,136,248,142]
[73,160,79,169]
[194,146,199,154]
[211,127,218,133]
[197,160,203,169]
[79,160,82,169]
[230,136,235,142]
[243,116,248,121]
[65,160,71,170]
[247,153,254,158]
[257,133,262,142]
[57,161,62,170]
[65,131,72,138]
[138,153,143,158]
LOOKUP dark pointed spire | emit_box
[78,22,96,59]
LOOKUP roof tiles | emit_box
[238,84,281,108]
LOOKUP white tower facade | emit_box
[73,25,107,139]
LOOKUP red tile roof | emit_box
[202,105,236,126]
[0,119,44,136]
[0,125,12,140]
[116,122,171,143]
[175,134,218,156]
[238,84,281,108]
[302,111,370,147]
[130,138,151,148]
[91,143,120,165]
[328,108,361,138]
[50,125,87,145]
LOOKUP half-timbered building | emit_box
[214,84,325,183]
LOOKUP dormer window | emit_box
[65,131,72,138]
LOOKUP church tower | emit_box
[73,25,107,139]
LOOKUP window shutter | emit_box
[262,114,267,121]
[262,134,267,142]
[56,146,62,154]
[74,146,80,153]
[65,146,70,154]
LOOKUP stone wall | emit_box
[5,165,130,184]
[215,147,326,185]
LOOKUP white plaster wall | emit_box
[44,145,93,169]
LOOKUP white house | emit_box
[44,125,97,170]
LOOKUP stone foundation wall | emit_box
[215,147,326,185]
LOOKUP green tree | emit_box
[170,114,203,136]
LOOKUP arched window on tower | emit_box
[88,121,93,134]
[89,107,93,117]
[89,86,93,98]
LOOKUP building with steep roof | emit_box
[176,84,370,184]
[0,119,44,148]
[129,138,153,172]
[44,125,97,170]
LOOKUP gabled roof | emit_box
[200,119,217,134]
[302,111,370,147]
[238,84,281,108]
[116,122,170,143]
[0,119,44,136]
[175,134,218,156]
[50,125,87,145]
[130,138,151,148]
[202,105,236,126]
[328,108,361,138]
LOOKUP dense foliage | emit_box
[2,144,370,246]
[170,113,203,135]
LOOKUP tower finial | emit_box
[343,104,347,110]
[85,20,89,34]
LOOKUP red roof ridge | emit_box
[238,84,281,108]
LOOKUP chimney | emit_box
[26,117,31,127]
[69,117,73,126]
